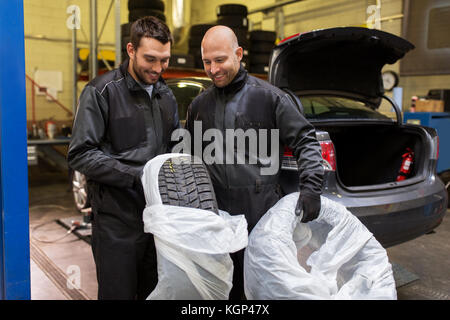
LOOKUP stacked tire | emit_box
[128,0,166,23]
[249,30,277,74]
[188,24,215,69]
[216,4,249,69]
[121,22,131,62]
[120,0,166,62]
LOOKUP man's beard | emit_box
[132,56,157,85]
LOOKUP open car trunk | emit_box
[315,123,427,189]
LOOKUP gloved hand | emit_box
[295,192,321,223]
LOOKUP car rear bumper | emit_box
[280,170,448,248]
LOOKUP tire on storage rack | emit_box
[188,35,203,48]
[217,16,248,29]
[250,41,275,53]
[250,53,271,65]
[241,56,250,69]
[250,64,269,74]
[121,36,130,51]
[128,0,165,12]
[216,4,248,17]
[158,156,219,214]
[249,30,277,43]
[121,49,128,62]
[190,24,216,37]
[121,22,132,37]
[188,46,203,68]
[128,9,166,23]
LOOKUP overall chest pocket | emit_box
[109,106,146,152]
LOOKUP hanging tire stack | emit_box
[249,30,277,74]
[188,24,216,69]
[216,4,250,69]
[120,0,166,62]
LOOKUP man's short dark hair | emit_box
[130,16,173,49]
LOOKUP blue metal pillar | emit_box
[0,0,31,299]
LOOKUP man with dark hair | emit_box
[185,26,324,299]
[68,16,179,300]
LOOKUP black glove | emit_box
[295,192,321,223]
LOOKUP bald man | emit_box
[185,26,324,299]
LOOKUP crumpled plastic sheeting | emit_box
[244,193,397,300]
[141,153,248,300]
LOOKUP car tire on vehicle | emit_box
[72,170,90,212]
[158,156,219,214]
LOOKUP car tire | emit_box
[72,170,90,212]
[128,0,165,12]
[250,53,271,65]
[216,4,248,17]
[250,41,275,53]
[188,35,203,48]
[249,64,269,74]
[128,9,166,23]
[121,36,130,51]
[189,24,216,37]
[158,156,219,214]
[250,30,277,43]
[217,16,248,29]
[241,56,250,69]
[121,22,131,37]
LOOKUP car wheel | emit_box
[72,170,90,212]
[158,156,219,214]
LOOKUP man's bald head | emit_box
[202,25,239,51]
[200,25,243,88]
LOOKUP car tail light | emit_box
[281,147,298,171]
[282,141,336,171]
[320,140,336,171]
[278,33,300,44]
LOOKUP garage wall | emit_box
[23,0,129,124]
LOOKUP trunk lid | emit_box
[269,27,414,107]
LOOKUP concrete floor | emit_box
[27,164,450,300]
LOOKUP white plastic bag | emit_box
[141,153,248,300]
[244,193,397,300]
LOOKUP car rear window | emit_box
[298,96,390,120]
